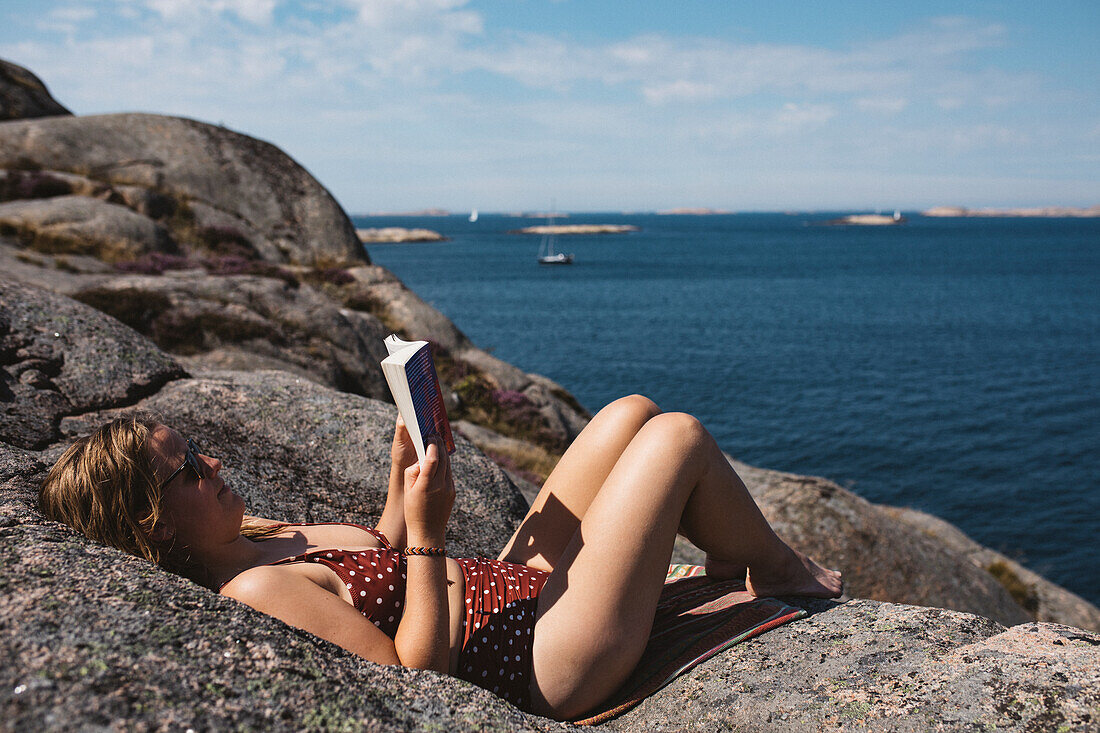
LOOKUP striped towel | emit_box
[572,564,806,725]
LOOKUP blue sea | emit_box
[356,212,1100,606]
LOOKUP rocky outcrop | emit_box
[0,280,184,449]
[66,270,393,400]
[823,213,905,225]
[886,506,1100,633]
[0,112,363,266]
[0,195,174,261]
[0,59,72,120]
[356,227,447,243]
[510,224,639,235]
[0,238,590,454]
[0,91,592,460]
[2,281,1098,731]
[605,599,1100,732]
[667,460,1100,634]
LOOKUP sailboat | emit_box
[468,208,478,223]
[537,211,574,265]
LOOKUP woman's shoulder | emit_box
[220,563,296,601]
[221,561,351,608]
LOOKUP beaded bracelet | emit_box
[404,546,446,557]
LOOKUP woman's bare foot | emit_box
[745,548,843,599]
[704,556,746,582]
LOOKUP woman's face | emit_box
[146,425,244,549]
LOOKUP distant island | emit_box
[657,207,732,215]
[923,205,1100,218]
[356,227,447,243]
[824,213,905,226]
[510,224,639,235]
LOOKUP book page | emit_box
[404,344,455,455]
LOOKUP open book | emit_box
[380,334,456,463]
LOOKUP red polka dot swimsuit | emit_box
[453,557,549,710]
[267,526,407,636]
[262,524,550,710]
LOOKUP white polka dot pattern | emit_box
[454,557,550,711]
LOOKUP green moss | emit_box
[13,250,46,266]
[301,701,361,732]
[203,681,231,699]
[148,624,184,646]
[2,219,142,263]
[77,658,109,677]
[343,287,402,333]
[53,255,80,273]
[987,560,1039,613]
[842,700,873,719]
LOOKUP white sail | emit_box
[468,209,478,222]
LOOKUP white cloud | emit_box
[642,80,720,105]
[142,0,278,25]
[774,103,836,132]
[48,5,96,23]
[856,97,908,115]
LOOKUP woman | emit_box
[39,395,841,720]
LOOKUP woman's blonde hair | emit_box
[39,414,281,578]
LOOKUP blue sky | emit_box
[2,1,1097,212]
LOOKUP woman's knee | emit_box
[601,394,661,425]
[637,411,712,452]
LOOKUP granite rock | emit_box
[68,271,392,400]
[604,599,1100,732]
[0,278,185,449]
[0,195,174,262]
[735,460,1037,629]
[0,59,71,121]
[0,112,363,267]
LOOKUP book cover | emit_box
[380,335,455,463]
[403,342,455,456]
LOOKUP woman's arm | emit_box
[375,416,417,549]
[222,565,401,665]
[393,441,455,672]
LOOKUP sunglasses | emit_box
[160,438,207,489]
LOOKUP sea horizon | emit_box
[352,206,1100,217]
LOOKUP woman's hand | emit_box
[391,415,418,473]
[402,440,455,546]
[376,415,418,550]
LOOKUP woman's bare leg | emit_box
[498,394,662,571]
[527,412,842,719]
